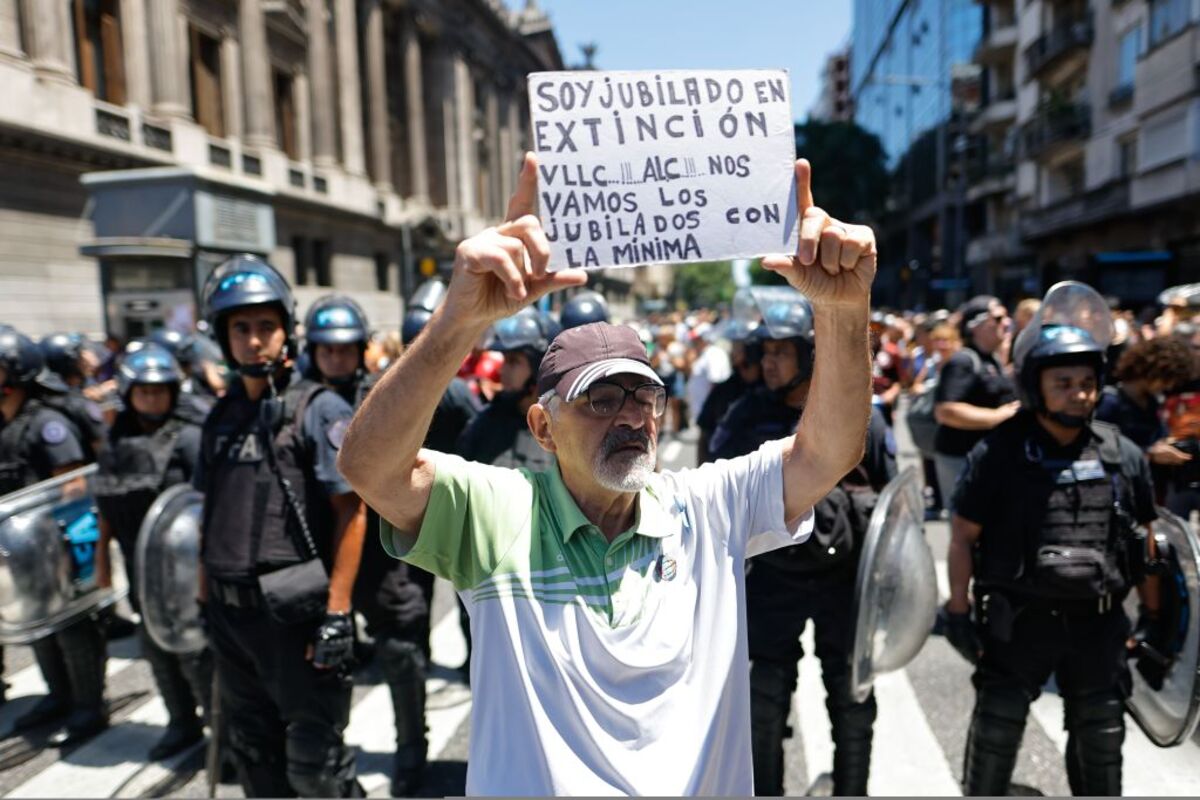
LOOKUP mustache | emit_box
[601,426,653,458]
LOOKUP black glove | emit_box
[937,605,981,665]
[312,612,355,670]
[1131,608,1170,691]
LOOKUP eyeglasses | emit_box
[581,382,667,418]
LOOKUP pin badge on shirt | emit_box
[656,554,677,582]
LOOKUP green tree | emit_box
[672,261,736,308]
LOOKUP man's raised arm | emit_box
[337,154,586,533]
[761,160,876,522]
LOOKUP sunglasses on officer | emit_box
[578,381,667,418]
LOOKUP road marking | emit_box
[0,657,135,734]
[1029,690,1200,796]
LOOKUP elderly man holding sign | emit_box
[338,147,874,794]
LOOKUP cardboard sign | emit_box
[528,69,799,272]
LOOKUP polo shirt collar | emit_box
[545,463,673,542]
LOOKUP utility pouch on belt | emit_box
[979,591,1016,643]
[1034,545,1111,599]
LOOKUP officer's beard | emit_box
[592,427,656,492]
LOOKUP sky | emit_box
[523,0,853,121]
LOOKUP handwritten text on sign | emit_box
[529,69,800,272]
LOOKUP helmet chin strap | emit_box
[1046,410,1090,428]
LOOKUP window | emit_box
[1148,0,1191,48]
[292,236,310,285]
[1118,137,1138,178]
[312,240,332,287]
[274,70,298,160]
[1116,26,1141,90]
[188,27,224,137]
[73,0,125,104]
[374,253,390,292]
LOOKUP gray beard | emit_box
[592,428,656,492]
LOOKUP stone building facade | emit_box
[0,0,564,338]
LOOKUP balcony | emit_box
[969,95,1017,133]
[975,23,1019,65]
[1020,180,1129,240]
[966,153,1016,201]
[1021,103,1090,159]
[966,229,1025,266]
[1024,13,1094,79]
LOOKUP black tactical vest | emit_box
[976,419,1131,599]
[200,379,334,581]
[0,399,48,495]
[93,416,188,548]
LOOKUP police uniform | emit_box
[457,389,553,471]
[1,396,110,745]
[94,391,211,759]
[712,388,896,796]
[954,410,1155,795]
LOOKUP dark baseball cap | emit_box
[958,295,1000,335]
[536,322,663,402]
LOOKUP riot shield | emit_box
[1124,508,1200,747]
[136,483,207,654]
[850,467,937,703]
[1012,281,1114,374]
[0,465,126,644]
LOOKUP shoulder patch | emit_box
[326,418,349,450]
[41,420,69,445]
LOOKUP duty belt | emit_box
[1020,592,1115,616]
[208,579,262,609]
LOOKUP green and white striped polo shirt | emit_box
[380,440,811,795]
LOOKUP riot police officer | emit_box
[195,255,365,797]
[93,343,212,760]
[710,294,896,796]
[944,321,1162,796]
[559,290,609,331]
[696,320,762,465]
[150,328,224,406]
[0,329,108,746]
[457,307,554,472]
[305,293,448,796]
[38,332,107,458]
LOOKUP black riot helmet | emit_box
[759,293,816,391]
[303,295,369,384]
[149,329,189,361]
[1018,324,1105,428]
[489,307,550,380]
[0,329,45,391]
[401,279,447,346]
[39,332,85,381]
[116,342,183,401]
[560,291,609,331]
[200,254,296,377]
[539,310,563,342]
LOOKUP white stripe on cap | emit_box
[564,358,664,402]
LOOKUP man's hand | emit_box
[1149,439,1192,467]
[937,604,981,665]
[442,152,588,327]
[761,159,877,308]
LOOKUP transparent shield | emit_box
[136,484,207,654]
[0,465,125,644]
[850,467,938,703]
[1124,508,1200,747]
[747,286,813,339]
[1012,281,1114,373]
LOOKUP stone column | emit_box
[484,82,502,217]
[20,0,74,83]
[438,49,459,208]
[499,91,518,203]
[0,0,23,61]
[239,0,276,148]
[363,0,391,190]
[402,18,429,203]
[333,0,365,175]
[453,53,477,213]
[306,0,336,167]
[220,34,243,140]
[145,0,188,117]
[294,70,312,162]
[118,0,151,107]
